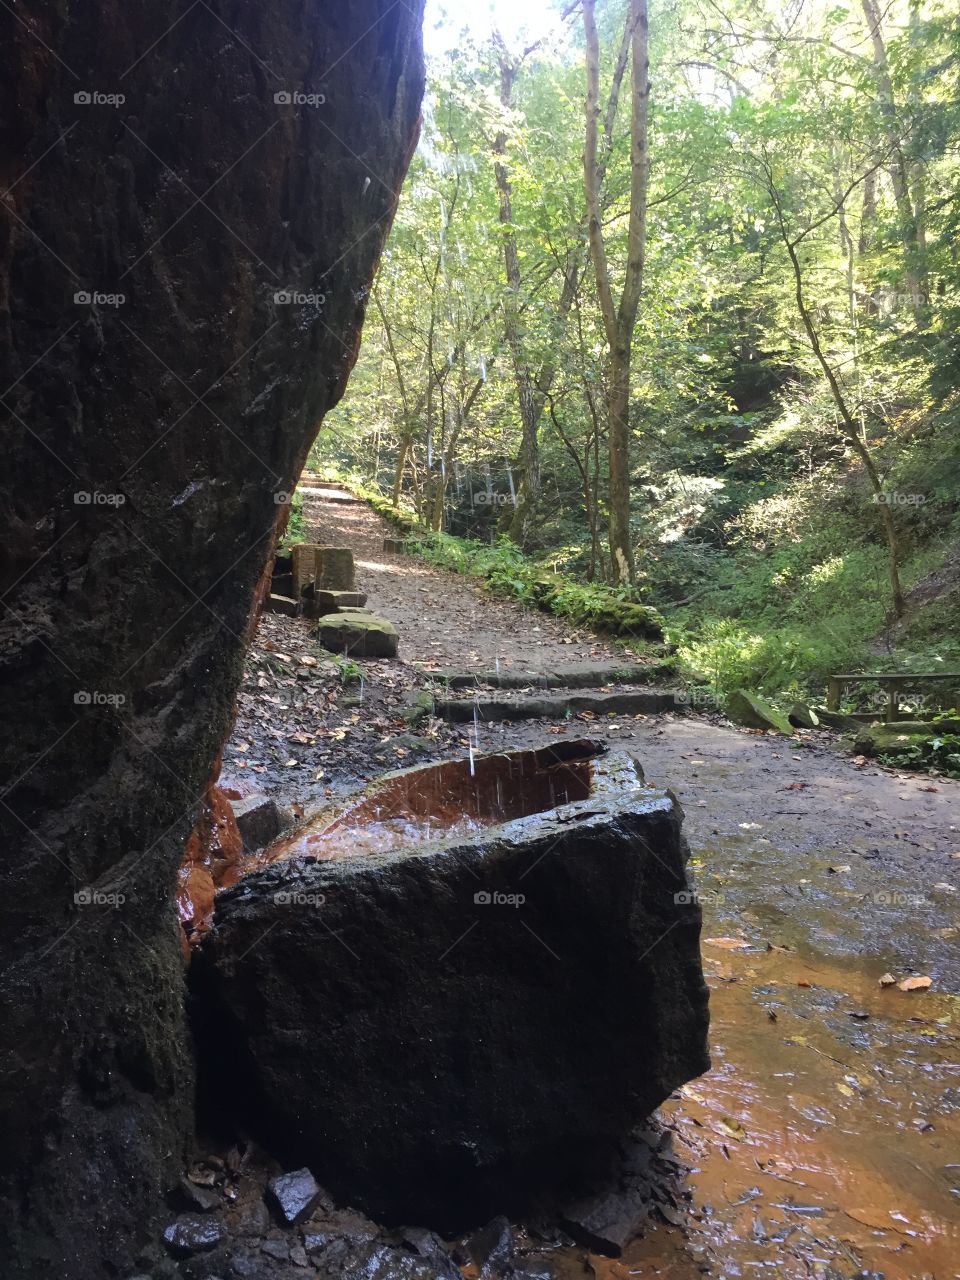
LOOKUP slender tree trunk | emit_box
[493,53,542,545]
[583,0,648,584]
[860,0,926,323]
[767,169,905,617]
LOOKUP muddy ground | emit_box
[198,485,960,1280]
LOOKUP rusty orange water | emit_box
[261,742,598,863]
[549,943,959,1279]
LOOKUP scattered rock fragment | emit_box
[267,593,298,617]
[454,1215,513,1275]
[899,975,933,992]
[176,1175,222,1213]
[161,1214,224,1257]
[231,794,283,853]
[267,1167,326,1225]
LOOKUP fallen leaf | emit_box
[898,975,933,992]
[715,1116,747,1141]
[705,937,751,950]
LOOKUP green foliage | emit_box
[412,529,665,639]
[279,490,307,549]
[334,657,363,687]
[313,0,959,704]
[878,734,960,779]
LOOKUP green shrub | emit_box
[279,489,308,548]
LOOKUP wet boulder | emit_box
[193,746,709,1229]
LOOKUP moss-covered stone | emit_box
[726,690,793,734]
[316,610,399,658]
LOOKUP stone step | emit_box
[298,483,360,504]
[418,661,675,692]
[429,688,680,723]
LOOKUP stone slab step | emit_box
[417,662,675,692]
[430,689,680,723]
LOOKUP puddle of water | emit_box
[261,740,601,863]
[549,943,959,1279]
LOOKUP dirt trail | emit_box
[221,486,960,1280]
[301,483,629,670]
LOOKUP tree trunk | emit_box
[767,169,906,618]
[860,0,926,322]
[583,0,649,584]
[0,4,425,1275]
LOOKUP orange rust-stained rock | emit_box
[178,784,243,952]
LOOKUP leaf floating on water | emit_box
[899,975,933,992]
[715,1116,747,1141]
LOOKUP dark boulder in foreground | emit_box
[193,745,710,1228]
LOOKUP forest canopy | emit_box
[318,0,960,698]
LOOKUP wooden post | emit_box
[885,678,899,723]
[827,677,842,711]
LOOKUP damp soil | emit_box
[201,486,960,1280]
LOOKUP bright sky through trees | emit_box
[423,0,565,53]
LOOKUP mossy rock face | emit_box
[726,690,793,735]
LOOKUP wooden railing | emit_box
[826,671,960,722]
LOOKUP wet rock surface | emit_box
[162,1215,225,1258]
[192,747,710,1227]
[0,2,425,1274]
[136,1136,693,1280]
[267,1168,326,1226]
[231,794,284,854]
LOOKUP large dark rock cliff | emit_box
[0,3,424,1274]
